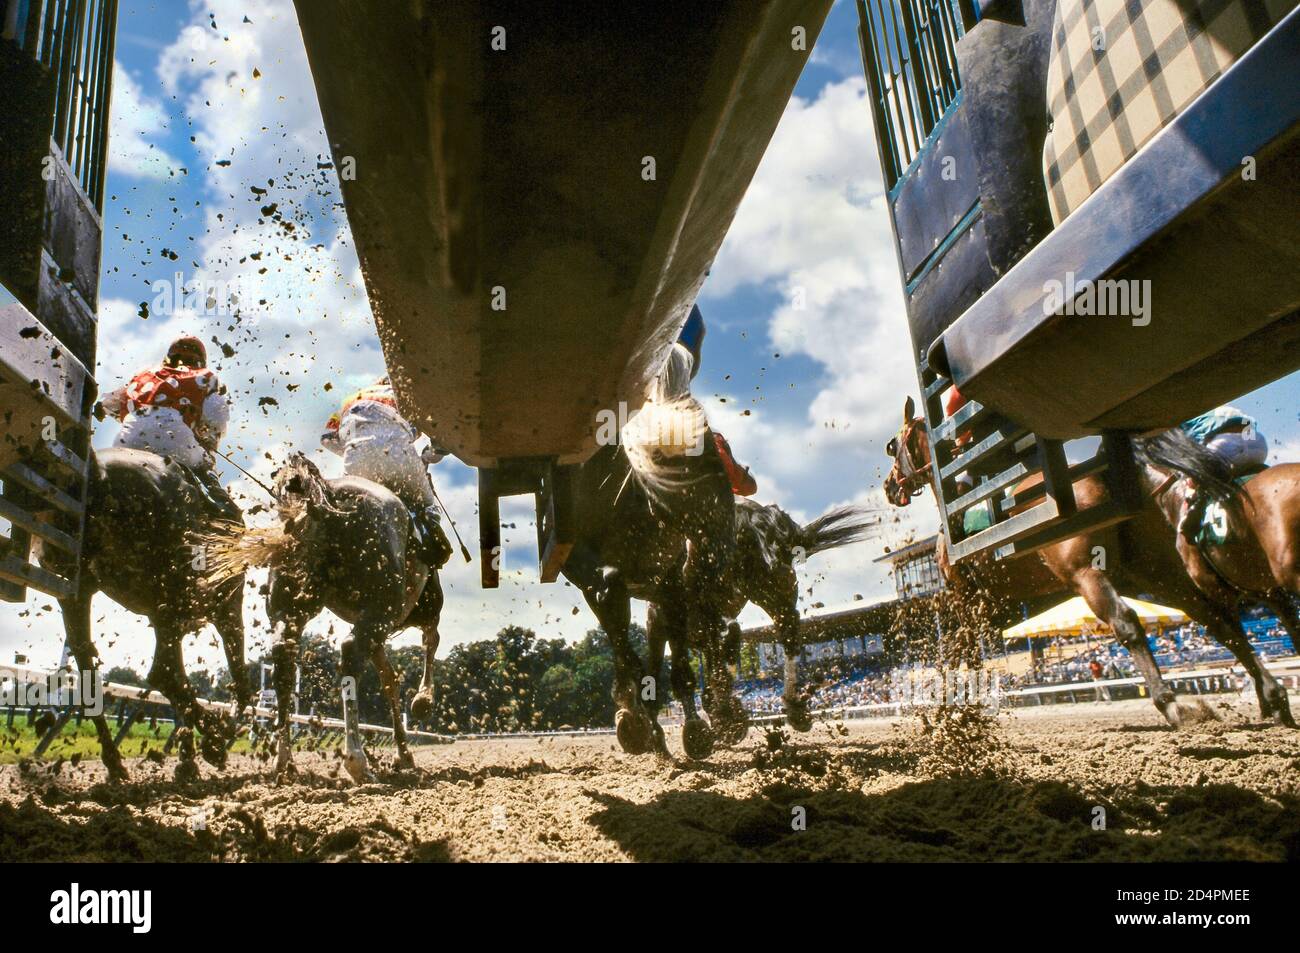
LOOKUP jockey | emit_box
[98,335,240,521]
[675,304,758,497]
[321,376,452,568]
[1176,404,1268,540]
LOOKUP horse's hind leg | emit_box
[1215,593,1295,727]
[761,579,812,732]
[60,589,128,782]
[340,620,385,783]
[1072,568,1188,726]
[410,574,443,722]
[147,621,223,777]
[372,643,414,770]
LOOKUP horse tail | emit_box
[1133,428,1244,510]
[620,344,710,501]
[195,453,327,589]
[798,505,879,558]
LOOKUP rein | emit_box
[1149,471,1179,500]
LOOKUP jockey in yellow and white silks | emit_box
[321,377,452,567]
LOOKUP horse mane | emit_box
[1133,428,1245,511]
[736,500,877,569]
[620,344,711,503]
[797,505,879,557]
[275,452,340,518]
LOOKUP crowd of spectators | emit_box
[727,617,1295,715]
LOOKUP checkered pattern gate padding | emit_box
[1043,0,1297,223]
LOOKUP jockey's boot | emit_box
[194,466,243,524]
[415,506,453,569]
[712,432,758,497]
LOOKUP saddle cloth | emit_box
[1195,468,1265,546]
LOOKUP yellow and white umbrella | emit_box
[1003,595,1188,641]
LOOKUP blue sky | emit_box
[4,0,1296,673]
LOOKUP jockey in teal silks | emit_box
[675,304,757,497]
[1177,404,1268,540]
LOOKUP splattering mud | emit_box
[2,698,1299,861]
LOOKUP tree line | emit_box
[110,624,692,733]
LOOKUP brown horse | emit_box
[884,397,1294,727]
[1135,430,1300,636]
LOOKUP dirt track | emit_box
[3,698,1299,861]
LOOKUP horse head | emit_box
[884,396,932,507]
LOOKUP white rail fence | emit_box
[1,663,453,758]
[7,657,1298,760]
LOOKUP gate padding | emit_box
[1043,0,1296,223]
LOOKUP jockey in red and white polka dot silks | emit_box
[101,335,229,471]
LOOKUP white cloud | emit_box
[107,61,181,178]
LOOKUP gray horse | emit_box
[698,499,878,731]
[204,453,443,782]
[42,447,249,781]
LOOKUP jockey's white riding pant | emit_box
[1206,430,1268,473]
[113,407,210,469]
[340,421,435,513]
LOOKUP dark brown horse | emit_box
[562,345,742,760]
[884,397,1294,727]
[42,447,250,781]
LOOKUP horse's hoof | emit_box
[344,751,374,784]
[681,718,715,760]
[1163,697,1219,727]
[410,689,434,722]
[784,700,814,733]
[615,708,653,755]
[713,698,749,745]
[651,722,671,759]
[174,759,200,783]
[396,751,416,771]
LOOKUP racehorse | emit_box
[40,447,250,781]
[884,397,1294,728]
[203,453,443,782]
[562,346,742,760]
[677,499,878,732]
[1135,430,1300,637]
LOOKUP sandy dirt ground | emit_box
[2,697,1299,861]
